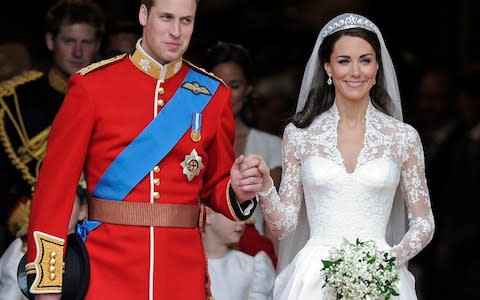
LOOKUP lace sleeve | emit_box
[258,124,304,240]
[390,126,435,266]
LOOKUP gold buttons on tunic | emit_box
[158,87,165,95]
[153,192,160,200]
[49,251,56,281]
[157,99,165,107]
[153,166,160,173]
[153,178,160,186]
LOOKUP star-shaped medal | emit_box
[180,149,204,181]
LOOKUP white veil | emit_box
[277,13,407,272]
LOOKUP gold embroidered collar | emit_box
[130,39,182,80]
[48,68,68,94]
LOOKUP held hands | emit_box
[230,154,271,202]
[230,154,274,200]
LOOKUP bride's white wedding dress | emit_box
[259,102,434,300]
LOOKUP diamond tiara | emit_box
[322,14,378,38]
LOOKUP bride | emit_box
[254,13,434,299]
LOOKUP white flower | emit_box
[321,238,400,300]
[139,58,151,71]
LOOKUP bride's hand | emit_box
[231,154,265,201]
[251,155,274,194]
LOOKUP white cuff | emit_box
[257,177,275,197]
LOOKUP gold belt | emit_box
[89,197,200,228]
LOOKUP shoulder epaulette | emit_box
[0,70,44,97]
[183,59,227,87]
[77,54,126,76]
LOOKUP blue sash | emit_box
[77,68,220,240]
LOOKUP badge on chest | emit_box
[181,148,204,181]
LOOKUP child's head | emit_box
[205,206,245,246]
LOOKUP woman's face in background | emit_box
[212,62,252,116]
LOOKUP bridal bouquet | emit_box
[321,239,400,300]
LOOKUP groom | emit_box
[25,0,264,299]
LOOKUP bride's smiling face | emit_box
[324,35,378,103]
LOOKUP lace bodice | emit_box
[259,102,434,267]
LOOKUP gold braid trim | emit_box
[0,70,46,185]
[48,68,68,94]
[0,70,43,95]
[225,180,238,221]
[29,231,64,294]
[184,59,227,87]
[77,53,126,75]
[0,110,39,185]
[7,197,31,238]
[18,128,49,176]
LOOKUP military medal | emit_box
[181,149,204,181]
[190,113,202,142]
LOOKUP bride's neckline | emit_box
[332,101,372,174]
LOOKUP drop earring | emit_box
[327,75,332,86]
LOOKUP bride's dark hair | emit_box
[292,28,392,128]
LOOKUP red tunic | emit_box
[26,52,247,299]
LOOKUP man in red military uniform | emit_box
[26,0,263,299]
[0,0,104,256]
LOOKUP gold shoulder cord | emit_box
[77,53,126,75]
[183,59,227,87]
[0,70,47,185]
